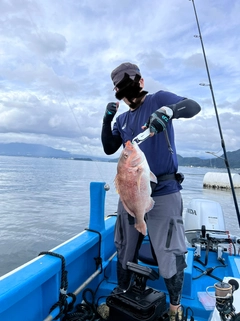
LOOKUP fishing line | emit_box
[189,0,240,227]
[25,8,115,191]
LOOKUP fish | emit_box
[115,140,157,235]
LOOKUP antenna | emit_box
[189,0,240,227]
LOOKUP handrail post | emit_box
[89,182,106,231]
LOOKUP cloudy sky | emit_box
[0,0,239,159]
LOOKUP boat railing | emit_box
[0,182,117,321]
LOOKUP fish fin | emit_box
[136,168,143,193]
[146,198,155,212]
[150,171,158,184]
[121,201,135,217]
[134,220,147,236]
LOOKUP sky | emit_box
[0,0,239,160]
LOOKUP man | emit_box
[101,62,201,320]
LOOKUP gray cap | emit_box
[111,62,141,86]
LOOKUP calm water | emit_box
[0,156,240,276]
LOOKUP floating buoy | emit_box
[203,172,240,189]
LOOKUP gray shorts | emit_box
[114,191,187,279]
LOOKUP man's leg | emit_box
[145,192,186,319]
[164,269,184,317]
[114,199,144,290]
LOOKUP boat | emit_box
[1,1,239,319]
[0,181,240,321]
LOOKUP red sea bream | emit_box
[115,140,157,235]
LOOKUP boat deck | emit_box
[1,183,240,321]
[96,247,240,321]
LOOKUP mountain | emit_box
[0,142,111,162]
[109,149,240,168]
[0,142,240,168]
[0,142,72,158]
[177,149,240,168]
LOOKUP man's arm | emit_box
[169,98,201,119]
[101,123,122,155]
[143,98,201,135]
[101,102,122,155]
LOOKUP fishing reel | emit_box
[208,279,240,321]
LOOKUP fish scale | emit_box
[115,140,157,235]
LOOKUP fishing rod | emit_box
[189,0,240,228]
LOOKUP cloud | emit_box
[0,0,239,160]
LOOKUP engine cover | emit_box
[184,199,226,245]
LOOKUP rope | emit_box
[40,247,117,320]
[84,229,103,272]
[38,251,76,320]
[62,288,104,321]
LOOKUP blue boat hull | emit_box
[0,182,240,321]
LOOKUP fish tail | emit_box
[134,221,147,236]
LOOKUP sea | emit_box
[0,155,240,277]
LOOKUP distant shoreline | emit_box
[0,142,240,168]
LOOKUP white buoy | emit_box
[203,172,240,189]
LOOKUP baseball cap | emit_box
[111,62,141,86]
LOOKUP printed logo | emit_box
[122,123,127,129]
[187,208,197,215]
[162,115,169,122]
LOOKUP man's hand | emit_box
[103,102,119,124]
[143,106,173,135]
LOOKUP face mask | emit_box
[115,73,148,109]
[115,73,142,101]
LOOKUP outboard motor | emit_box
[184,199,240,263]
[185,198,226,246]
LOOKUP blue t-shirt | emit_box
[112,90,185,196]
